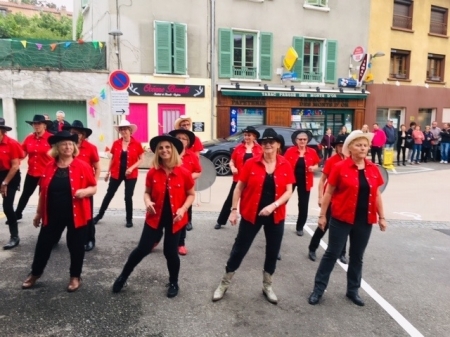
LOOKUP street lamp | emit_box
[109,29,123,70]
[371,51,385,59]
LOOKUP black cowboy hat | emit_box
[332,133,348,147]
[149,134,184,154]
[168,129,196,149]
[257,128,285,149]
[241,126,260,139]
[63,120,93,138]
[0,118,12,131]
[291,129,313,145]
[48,130,78,146]
[26,114,53,128]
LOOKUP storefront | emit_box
[216,85,368,140]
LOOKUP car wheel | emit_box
[212,154,231,176]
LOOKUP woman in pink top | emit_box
[411,125,424,164]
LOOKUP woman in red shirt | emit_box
[13,115,53,223]
[0,118,24,250]
[21,131,97,292]
[284,131,320,236]
[212,128,295,304]
[308,130,387,306]
[93,120,144,228]
[215,126,262,229]
[112,135,195,298]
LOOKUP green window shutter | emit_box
[325,40,337,83]
[292,36,304,80]
[155,21,172,74]
[218,28,233,78]
[173,23,187,75]
[320,0,328,6]
[81,0,89,7]
[306,0,320,5]
[259,32,273,80]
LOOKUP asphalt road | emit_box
[0,161,449,337]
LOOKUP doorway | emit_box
[158,104,185,135]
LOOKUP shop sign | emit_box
[231,97,266,106]
[128,83,205,97]
[299,98,350,108]
[193,122,205,132]
[221,89,367,99]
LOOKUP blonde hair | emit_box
[152,141,182,170]
[49,141,79,158]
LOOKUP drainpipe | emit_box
[210,0,216,140]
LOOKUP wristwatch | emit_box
[230,207,238,211]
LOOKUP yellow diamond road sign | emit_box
[283,47,298,71]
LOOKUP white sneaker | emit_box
[445,161,448,164]
[440,160,444,163]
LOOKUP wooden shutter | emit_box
[173,23,187,75]
[259,32,273,80]
[325,40,337,83]
[155,21,172,74]
[218,28,233,78]
[320,0,328,6]
[292,36,304,80]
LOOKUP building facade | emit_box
[366,0,450,130]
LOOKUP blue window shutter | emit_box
[155,21,172,74]
[259,32,273,80]
[218,28,232,78]
[292,36,304,80]
[325,40,337,83]
[173,23,187,75]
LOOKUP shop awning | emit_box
[220,89,369,99]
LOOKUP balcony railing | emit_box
[393,14,412,29]
[302,72,322,82]
[430,21,447,35]
[233,66,257,79]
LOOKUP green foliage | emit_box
[75,12,83,40]
[0,12,72,40]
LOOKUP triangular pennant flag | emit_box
[100,88,106,100]
[89,106,96,117]
[21,40,27,48]
[36,43,42,50]
[88,99,94,106]
[50,43,57,51]
[99,134,104,142]
[65,42,71,48]
[92,97,99,105]
[77,39,84,44]
[104,146,110,152]
[92,41,98,49]
[99,42,104,49]
[97,120,101,127]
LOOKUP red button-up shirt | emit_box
[322,153,345,192]
[39,158,97,228]
[77,139,100,169]
[109,137,144,179]
[22,131,53,177]
[192,136,204,153]
[327,158,384,225]
[231,142,263,182]
[182,149,202,174]
[238,154,295,224]
[0,134,24,171]
[145,166,194,233]
[283,146,320,191]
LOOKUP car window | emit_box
[276,129,294,145]
[225,132,243,142]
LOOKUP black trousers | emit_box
[295,184,310,231]
[120,220,182,284]
[396,146,406,164]
[30,220,87,277]
[323,148,333,163]
[217,181,237,225]
[155,205,192,247]
[308,206,346,256]
[226,217,284,275]
[98,176,137,221]
[15,174,40,217]
[431,144,440,161]
[370,146,383,165]
[421,147,431,162]
[0,170,21,237]
[313,217,372,296]
[86,196,95,244]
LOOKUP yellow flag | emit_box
[99,134,104,142]
[99,42,103,49]
[283,47,298,71]
[21,40,27,48]
[92,97,99,105]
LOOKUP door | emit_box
[16,100,86,141]
[128,103,148,142]
[324,110,353,138]
[0,100,3,118]
[158,104,185,135]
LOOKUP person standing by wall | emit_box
[421,126,433,163]
[361,124,369,133]
[430,121,441,162]
[439,123,450,164]
[370,123,386,165]
[320,128,335,164]
[0,119,24,250]
[382,120,396,149]
[411,125,424,164]
[406,122,416,164]
[396,124,407,166]
[52,111,70,133]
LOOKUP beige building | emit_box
[0,0,71,18]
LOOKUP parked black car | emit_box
[201,125,323,176]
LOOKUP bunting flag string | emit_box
[50,43,57,51]
[99,42,103,49]
[65,42,71,48]
[89,106,96,117]
[36,43,42,50]
[21,40,27,48]
[14,39,104,51]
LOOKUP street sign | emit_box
[109,70,130,91]
[352,46,365,62]
[111,91,129,115]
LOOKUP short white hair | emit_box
[56,110,65,117]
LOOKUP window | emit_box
[292,37,337,83]
[0,8,7,16]
[430,6,448,35]
[305,0,328,7]
[218,28,273,80]
[154,21,187,75]
[81,0,89,8]
[390,49,410,79]
[392,0,413,30]
[427,54,445,82]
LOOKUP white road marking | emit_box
[287,222,424,337]
[389,166,433,175]
[393,212,422,220]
